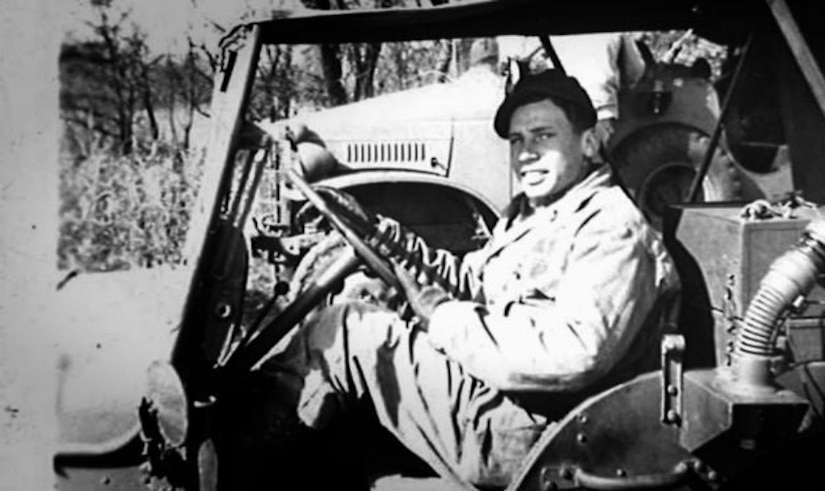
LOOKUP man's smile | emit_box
[519,168,551,185]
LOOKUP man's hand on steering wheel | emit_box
[288,171,452,329]
[392,262,451,331]
[306,187,453,328]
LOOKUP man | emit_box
[266,69,679,488]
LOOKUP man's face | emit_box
[508,99,594,207]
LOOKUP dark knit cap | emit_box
[494,69,597,138]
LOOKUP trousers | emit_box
[264,302,547,489]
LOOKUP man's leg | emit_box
[266,302,547,488]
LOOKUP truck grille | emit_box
[346,141,428,164]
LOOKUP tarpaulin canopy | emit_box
[247,0,759,46]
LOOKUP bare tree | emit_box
[62,1,164,155]
[349,42,383,100]
[306,0,405,105]
[434,39,453,82]
[163,37,214,151]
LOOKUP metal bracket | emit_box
[723,275,740,365]
[218,24,253,71]
[661,334,685,426]
[138,398,188,487]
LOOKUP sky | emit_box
[65,0,306,54]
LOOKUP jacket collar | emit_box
[483,165,614,261]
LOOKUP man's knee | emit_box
[303,302,403,355]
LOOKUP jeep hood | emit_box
[55,267,190,453]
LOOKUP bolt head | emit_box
[215,302,232,319]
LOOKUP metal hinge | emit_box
[661,334,685,426]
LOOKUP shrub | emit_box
[58,140,204,272]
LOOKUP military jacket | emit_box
[425,165,679,394]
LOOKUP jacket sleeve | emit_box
[424,211,667,393]
[374,215,484,301]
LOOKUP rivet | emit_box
[578,414,588,424]
[707,470,719,482]
[100,475,111,485]
[576,433,588,444]
[667,384,678,395]
[666,409,680,423]
[615,468,627,477]
[559,467,574,480]
[215,302,232,319]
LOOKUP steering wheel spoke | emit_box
[286,169,402,291]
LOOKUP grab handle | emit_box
[574,461,691,490]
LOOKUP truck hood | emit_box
[262,68,503,177]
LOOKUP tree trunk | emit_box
[166,58,180,147]
[435,39,453,82]
[353,42,382,101]
[320,43,348,106]
[142,83,160,141]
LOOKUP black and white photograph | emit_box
[2,0,825,489]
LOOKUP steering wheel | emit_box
[217,169,400,377]
[288,169,402,290]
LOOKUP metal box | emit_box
[664,203,825,368]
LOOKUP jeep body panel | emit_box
[54,1,825,490]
